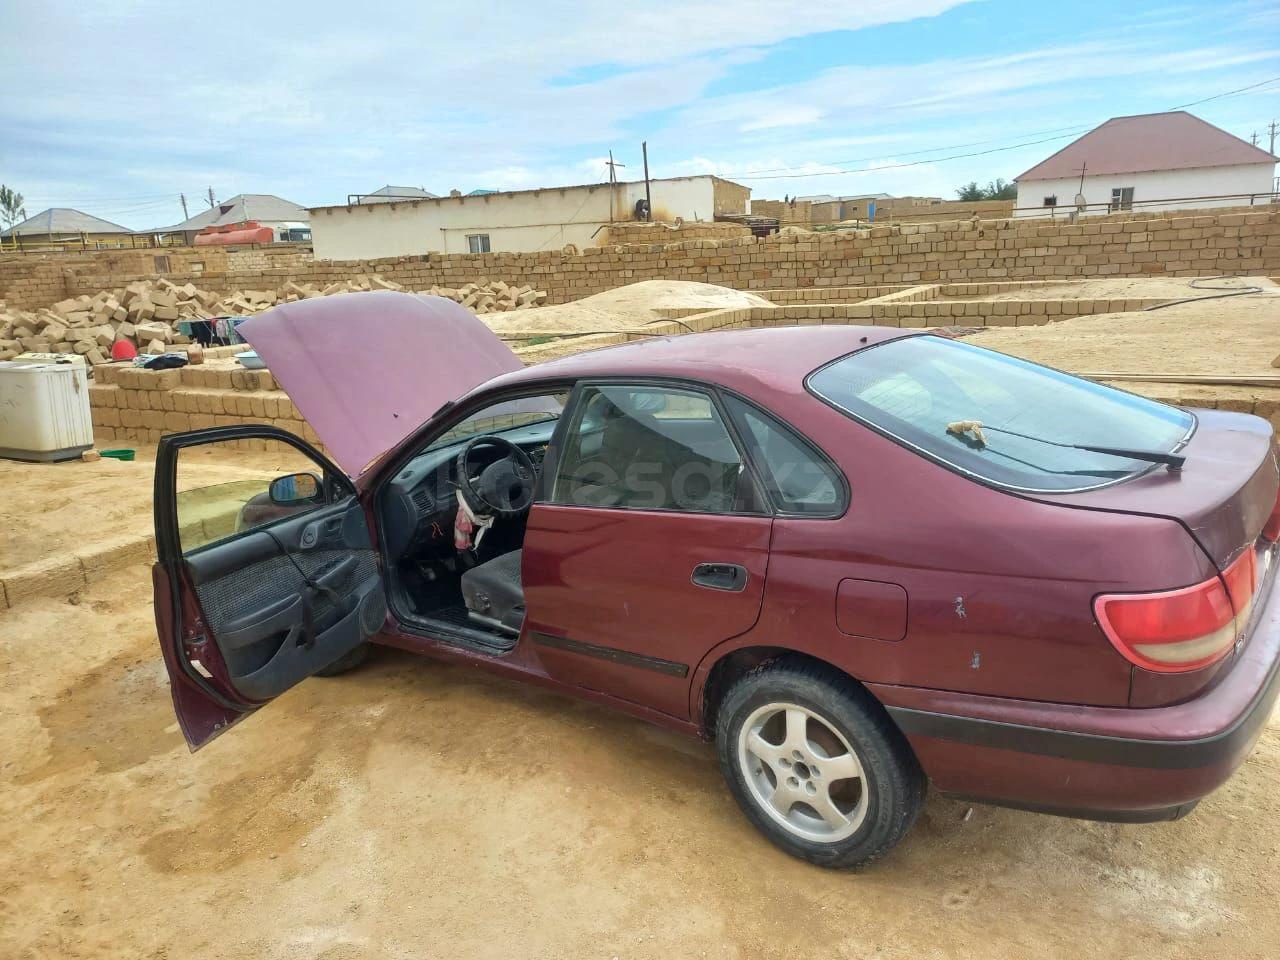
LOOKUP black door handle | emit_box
[691,562,749,592]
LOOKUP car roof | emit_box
[481,325,918,397]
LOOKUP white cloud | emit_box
[1,0,1276,223]
[741,106,825,132]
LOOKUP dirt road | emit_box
[2,561,1278,960]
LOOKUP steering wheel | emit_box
[456,435,538,518]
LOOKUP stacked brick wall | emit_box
[751,199,812,226]
[606,221,752,244]
[90,362,319,449]
[4,210,1278,313]
[877,199,1014,223]
[1014,202,1280,225]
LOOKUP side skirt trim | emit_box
[532,631,689,678]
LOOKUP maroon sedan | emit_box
[154,291,1280,868]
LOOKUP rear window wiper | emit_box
[946,420,1185,470]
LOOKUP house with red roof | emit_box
[1013,111,1276,217]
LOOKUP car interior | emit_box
[376,384,759,653]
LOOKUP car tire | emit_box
[315,642,371,677]
[715,657,925,869]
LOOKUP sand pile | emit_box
[482,280,773,337]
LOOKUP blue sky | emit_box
[2,0,1277,229]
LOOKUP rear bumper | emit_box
[872,544,1280,821]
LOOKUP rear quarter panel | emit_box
[696,385,1217,709]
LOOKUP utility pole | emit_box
[180,193,189,219]
[641,141,652,222]
[207,187,216,208]
[1270,121,1278,155]
[1251,131,1260,146]
[605,150,626,184]
[605,150,626,223]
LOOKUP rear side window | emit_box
[807,336,1193,492]
[724,396,844,516]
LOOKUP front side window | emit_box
[175,437,340,553]
[466,233,491,253]
[807,336,1193,493]
[552,384,755,513]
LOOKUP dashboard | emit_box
[381,420,558,562]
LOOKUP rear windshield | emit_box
[806,335,1194,492]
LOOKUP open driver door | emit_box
[153,425,386,749]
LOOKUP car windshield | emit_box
[806,335,1194,492]
[425,394,566,451]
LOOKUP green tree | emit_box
[984,177,1017,200]
[0,185,26,229]
[954,178,1018,201]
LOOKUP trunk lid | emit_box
[240,291,522,477]
[1037,408,1278,570]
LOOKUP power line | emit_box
[1168,76,1280,110]
[720,74,1280,181]
[729,129,1093,180]
[734,122,1097,176]
[48,190,188,205]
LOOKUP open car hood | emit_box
[240,291,522,476]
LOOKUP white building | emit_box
[309,175,750,260]
[1014,111,1276,218]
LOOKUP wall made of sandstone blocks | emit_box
[6,209,1278,312]
[89,364,321,449]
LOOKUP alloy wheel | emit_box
[737,701,869,843]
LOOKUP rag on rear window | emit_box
[806,335,1193,492]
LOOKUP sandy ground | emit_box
[1,560,1278,960]
[483,280,772,336]
[4,276,1280,957]
[0,446,319,571]
[962,276,1279,301]
[971,283,1280,378]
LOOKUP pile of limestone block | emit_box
[420,281,548,314]
[0,275,550,363]
[0,280,213,364]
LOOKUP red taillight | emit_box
[1095,550,1256,673]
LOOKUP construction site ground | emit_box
[3,274,1280,959]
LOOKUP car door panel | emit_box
[522,381,774,719]
[183,498,383,701]
[522,504,771,719]
[153,563,246,749]
[154,425,386,750]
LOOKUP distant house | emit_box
[1014,111,1277,217]
[1,208,134,248]
[795,193,893,223]
[149,194,311,244]
[358,185,440,204]
[309,175,750,260]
